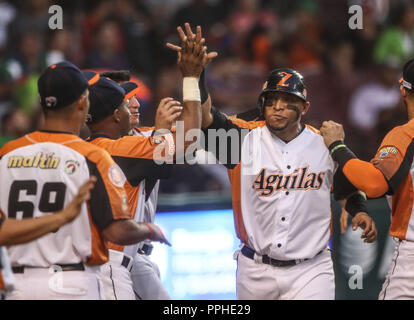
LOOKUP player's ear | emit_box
[76,89,89,111]
[301,101,310,115]
[113,109,121,123]
[401,86,407,98]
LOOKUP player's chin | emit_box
[268,120,289,131]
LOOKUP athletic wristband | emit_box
[328,140,345,153]
[330,144,346,154]
[345,192,368,217]
[183,77,201,102]
[198,69,209,104]
[328,140,357,168]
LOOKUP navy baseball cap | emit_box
[87,76,126,124]
[120,82,139,101]
[400,59,414,92]
[38,61,96,109]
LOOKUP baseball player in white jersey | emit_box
[320,58,414,300]
[167,23,378,300]
[0,61,169,300]
[0,178,95,299]
[203,68,378,300]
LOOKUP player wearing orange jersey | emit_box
[85,28,209,299]
[320,59,414,300]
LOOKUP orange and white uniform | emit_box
[129,126,170,300]
[87,131,172,300]
[0,131,130,300]
[336,119,414,299]
[203,107,363,300]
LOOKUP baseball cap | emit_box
[400,59,414,92]
[87,76,126,124]
[38,61,94,109]
[120,82,139,101]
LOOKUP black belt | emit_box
[12,262,85,274]
[241,246,324,267]
[137,243,153,256]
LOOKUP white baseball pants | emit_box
[130,252,170,300]
[100,250,135,300]
[379,239,414,300]
[235,248,335,300]
[6,266,104,300]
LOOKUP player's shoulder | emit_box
[134,126,155,135]
[304,124,321,135]
[66,139,114,165]
[0,134,34,157]
[382,120,414,145]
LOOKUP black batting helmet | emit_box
[258,68,307,116]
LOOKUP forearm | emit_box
[199,69,213,129]
[102,219,150,245]
[329,141,389,197]
[0,214,67,246]
[176,77,202,156]
[345,191,368,217]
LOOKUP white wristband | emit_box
[183,77,201,102]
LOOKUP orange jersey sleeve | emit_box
[370,123,414,194]
[88,136,172,187]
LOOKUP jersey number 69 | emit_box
[8,180,67,219]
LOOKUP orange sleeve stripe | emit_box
[228,163,249,244]
[343,158,389,198]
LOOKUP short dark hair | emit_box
[100,70,131,83]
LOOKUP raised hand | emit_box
[154,97,183,131]
[320,120,346,148]
[166,23,218,71]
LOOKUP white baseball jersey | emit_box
[131,127,160,225]
[204,108,351,261]
[0,131,130,267]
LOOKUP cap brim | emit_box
[82,71,100,86]
[121,82,139,101]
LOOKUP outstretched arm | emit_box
[321,121,389,198]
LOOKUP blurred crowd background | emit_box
[0,0,413,195]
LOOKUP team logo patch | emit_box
[379,146,398,158]
[108,164,126,187]
[64,160,79,175]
